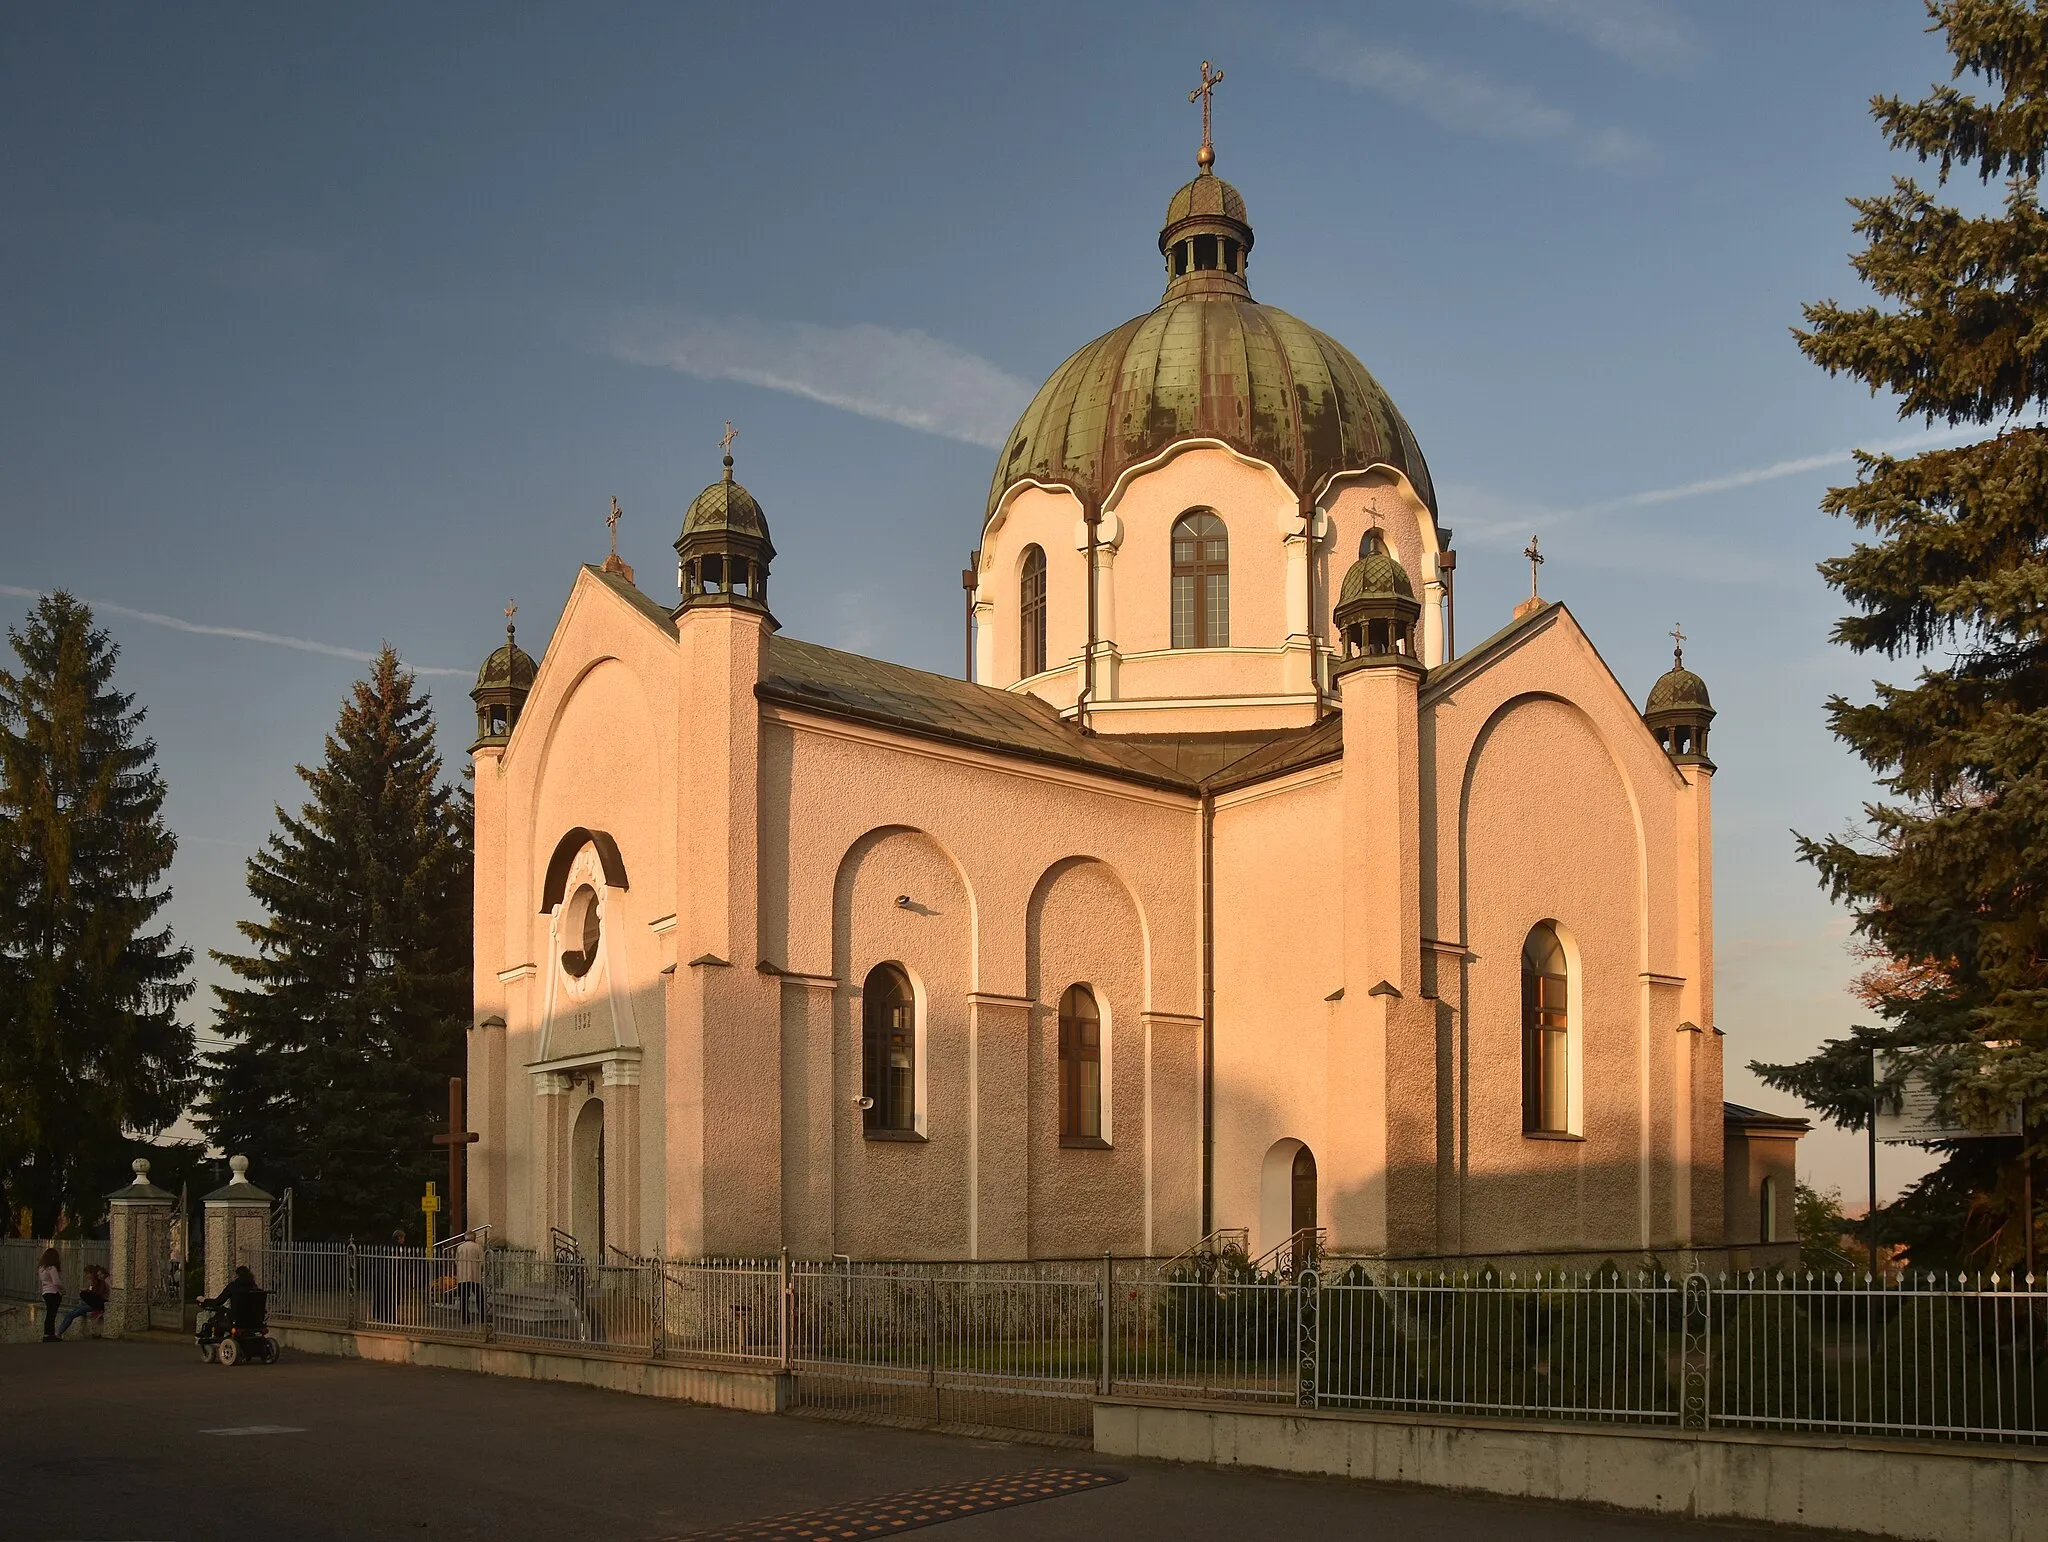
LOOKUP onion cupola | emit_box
[1333,527,1421,665]
[985,135,1435,531]
[676,440,776,621]
[472,605,537,750]
[1644,629,1715,763]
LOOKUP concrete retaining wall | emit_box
[1095,1399,2048,1542]
[273,1325,791,1414]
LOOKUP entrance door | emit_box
[1291,1145,1317,1236]
[570,1097,606,1258]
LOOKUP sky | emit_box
[0,1,1975,1203]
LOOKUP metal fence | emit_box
[0,1239,111,1302]
[252,1244,2047,1447]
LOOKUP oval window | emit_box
[561,884,601,978]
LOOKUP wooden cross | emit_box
[432,1076,480,1237]
[1524,535,1544,599]
[606,497,623,559]
[1671,621,1686,667]
[1190,60,1224,167]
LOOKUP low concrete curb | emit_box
[1093,1398,2048,1542]
[272,1324,792,1413]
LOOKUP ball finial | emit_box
[132,1158,151,1183]
[228,1154,250,1184]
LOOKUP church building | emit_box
[465,111,1799,1269]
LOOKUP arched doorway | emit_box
[1259,1138,1318,1261]
[571,1097,606,1258]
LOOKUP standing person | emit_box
[37,1248,62,1341]
[56,1263,108,1338]
[455,1233,484,1325]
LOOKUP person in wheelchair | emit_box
[196,1265,277,1364]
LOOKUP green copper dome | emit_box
[475,634,536,692]
[1338,531,1414,604]
[986,169,1434,527]
[1646,664,1711,713]
[682,456,772,546]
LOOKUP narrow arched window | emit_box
[862,964,916,1134]
[1522,922,1570,1134]
[1057,984,1101,1141]
[1019,545,1048,677]
[1171,511,1229,648]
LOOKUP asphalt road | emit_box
[0,1338,1814,1541]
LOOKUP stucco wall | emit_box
[1211,769,1345,1255]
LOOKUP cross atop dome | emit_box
[1190,59,1223,171]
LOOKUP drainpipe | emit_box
[1200,787,1216,1236]
[1439,531,1458,662]
[961,550,978,681]
[1079,506,1100,732]
[1304,497,1322,717]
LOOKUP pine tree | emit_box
[0,593,195,1235]
[202,647,471,1240]
[1756,1,2048,1268]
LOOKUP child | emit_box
[37,1248,62,1341]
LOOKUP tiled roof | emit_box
[759,636,1199,792]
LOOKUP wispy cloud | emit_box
[1461,0,1703,73]
[1293,27,1652,169]
[1453,423,1998,546]
[0,585,468,677]
[601,312,1034,450]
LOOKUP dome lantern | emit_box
[676,422,776,623]
[1161,60,1252,300]
[1644,624,1715,764]
[1332,528,1422,669]
[472,601,536,750]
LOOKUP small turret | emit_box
[1645,625,1714,764]
[675,426,775,624]
[1332,528,1422,669]
[472,602,536,750]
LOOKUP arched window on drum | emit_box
[1171,511,1229,648]
[1522,921,1573,1135]
[1019,545,1048,677]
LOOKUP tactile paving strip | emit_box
[670,1466,1125,1539]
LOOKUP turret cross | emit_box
[1671,621,1686,666]
[1190,60,1224,167]
[1524,534,1544,599]
[720,420,739,456]
[504,598,517,640]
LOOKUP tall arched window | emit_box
[1171,511,1229,648]
[1057,984,1102,1141]
[862,964,916,1135]
[1019,545,1048,677]
[1522,922,1571,1134]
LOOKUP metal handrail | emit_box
[1159,1227,1249,1276]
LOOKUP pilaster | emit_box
[1334,653,1434,1255]
[601,1058,642,1257]
[968,993,1032,1259]
[534,1071,572,1241]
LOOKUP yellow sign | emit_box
[422,1181,441,1250]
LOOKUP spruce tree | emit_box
[0,593,195,1235]
[202,646,471,1240]
[1756,1,2048,1267]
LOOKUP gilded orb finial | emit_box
[1190,59,1223,171]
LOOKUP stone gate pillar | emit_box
[105,1159,174,1339]
[202,1155,274,1295]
